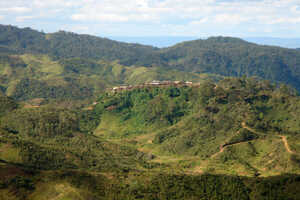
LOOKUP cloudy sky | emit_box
[0,0,300,37]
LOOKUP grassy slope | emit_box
[0,54,221,102]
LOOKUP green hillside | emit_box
[0,53,219,102]
[93,77,300,177]
[158,37,300,90]
[0,77,300,199]
[0,93,18,115]
[0,25,156,61]
[0,24,300,199]
[1,25,300,92]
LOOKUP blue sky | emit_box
[0,0,300,37]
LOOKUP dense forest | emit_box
[0,25,156,61]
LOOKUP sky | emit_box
[0,0,300,38]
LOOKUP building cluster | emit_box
[111,80,194,93]
[145,80,193,86]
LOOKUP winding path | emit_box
[242,122,295,155]
[193,122,298,174]
[211,131,249,158]
[210,123,259,158]
[241,122,266,136]
[211,122,296,158]
[279,135,294,154]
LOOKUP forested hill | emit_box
[1,24,300,92]
[157,37,300,90]
[0,24,156,61]
[117,36,300,90]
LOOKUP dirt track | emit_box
[280,135,294,154]
[242,122,295,154]
[211,122,296,158]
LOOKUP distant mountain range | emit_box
[109,36,300,49]
[244,37,300,49]
[1,24,300,102]
[108,36,198,48]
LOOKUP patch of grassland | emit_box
[20,54,63,76]
[0,142,22,163]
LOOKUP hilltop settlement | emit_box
[111,80,194,93]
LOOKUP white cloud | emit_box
[16,15,35,22]
[71,13,129,22]
[0,6,31,13]
[269,17,300,24]
[66,0,300,26]
[190,18,209,25]
[32,0,82,8]
[0,16,4,20]
[71,14,86,21]
[1,0,300,37]
[214,14,250,25]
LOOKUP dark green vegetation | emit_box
[158,37,300,91]
[0,167,299,200]
[0,24,300,199]
[0,94,18,116]
[1,24,300,93]
[0,77,299,199]
[0,25,156,61]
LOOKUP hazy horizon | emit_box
[1,0,299,38]
[108,36,300,48]
[3,22,300,49]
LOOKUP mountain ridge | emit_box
[1,24,300,92]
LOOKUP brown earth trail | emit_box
[242,122,295,154]
[280,135,294,154]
